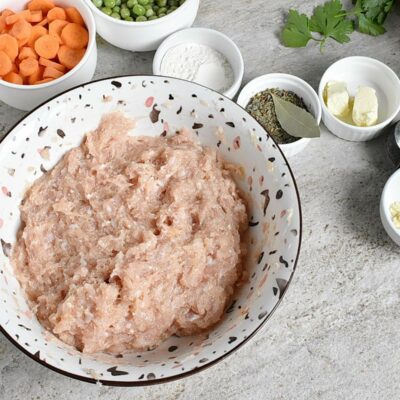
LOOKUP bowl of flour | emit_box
[153,27,244,98]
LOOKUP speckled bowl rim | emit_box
[0,74,302,387]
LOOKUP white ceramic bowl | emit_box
[318,56,400,142]
[153,28,244,99]
[237,73,322,157]
[84,0,199,52]
[0,0,97,111]
[380,169,400,246]
[0,75,301,386]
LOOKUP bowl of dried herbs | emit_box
[237,73,322,157]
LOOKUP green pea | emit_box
[115,0,121,4]
[148,15,158,19]
[157,6,167,14]
[120,7,130,18]
[157,0,167,6]
[179,0,185,4]
[126,0,137,7]
[136,15,147,21]
[92,0,103,8]
[113,5,120,12]
[101,6,112,15]
[138,0,150,5]
[111,12,121,18]
[153,4,159,11]
[104,0,116,8]
[168,0,177,5]
[145,8,154,16]
[167,6,177,13]
[132,4,145,14]
[158,12,165,17]
[124,16,134,20]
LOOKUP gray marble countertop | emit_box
[1,1,400,399]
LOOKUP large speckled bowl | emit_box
[0,76,301,386]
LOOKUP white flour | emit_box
[160,43,234,93]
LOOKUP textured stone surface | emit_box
[1,1,400,399]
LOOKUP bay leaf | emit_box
[271,94,320,138]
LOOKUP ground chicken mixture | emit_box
[12,113,248,354]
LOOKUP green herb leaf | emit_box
[361,0,394,24]
[271,94,320,139]
[281,9,313,47]
[357,14,386,35]
[310,0,354,46]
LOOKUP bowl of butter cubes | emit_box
[318,56,400,142]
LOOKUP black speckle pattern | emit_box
[226,122,235,128]
[257,252,264,264]
[258,310,268,320]
[147,373,155,380]
[111,81,122,88]
[168,346,178,352]
[150,104,161,123]
[261,189,270,216]
[279,256,289,268]
[56,129,66,139]
[1,239,11,257]
[199,358,208,363]
[276,190,283,199]
[169,94,174,100]
[249,220,259,227]
[228,336,237,344]
[276,278,288,299]
[40,164,47,174]
[176,106,182,114]
[192,123,203,129]
[107,366,129,376]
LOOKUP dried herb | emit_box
[245,88,310,144]
[271,95,320,138]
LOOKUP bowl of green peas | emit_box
[84,0,199,51]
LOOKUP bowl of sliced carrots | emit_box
[0,0,97,111]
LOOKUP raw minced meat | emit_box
[12,113,248,354]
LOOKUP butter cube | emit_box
[352,86,378,127]
[325,81,350,117]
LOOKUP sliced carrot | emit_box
[1,9,15,18]
[3,71,23,84]
[10,19,32,42]
[19,46,38,60]
[27,0,55,14]
[0,34,18,61]
[39,56,65,72]
[5,10,31,25]
[27,10,43,23]
[47,7,66,22]
[0,16,6,34]
[28,64,44,84]
[65,7,84,26]
[28,25,47,47]
[0,50,12,75]
[43,66,63,79]
[37,17,48,27]
[61,23,88,49]
[19,57,39,76]
[57,45,84,69]
[49,19,68,43]
[33,77,53,84]
[34,34,59,59]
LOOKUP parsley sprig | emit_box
[281,0,395,51]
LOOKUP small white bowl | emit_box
[237,73,322,157]
[318,56,400,142]
[380,169,400,246]
[0,0,97,111]
[153,28,244,99]
[84,0,199,52]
